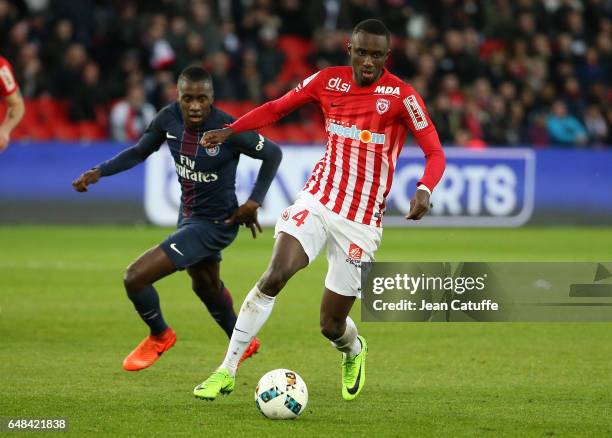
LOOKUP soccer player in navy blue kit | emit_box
[73,66,282,371]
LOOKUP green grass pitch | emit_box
[1,226,611,436]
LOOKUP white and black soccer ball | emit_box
[254,369,308,420]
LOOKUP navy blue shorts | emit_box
[159,219,239,270]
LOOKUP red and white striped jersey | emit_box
[297,67,436,226]
[229,66,443,227]
[0,56,18,97]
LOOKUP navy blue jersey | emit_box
[97,103,282,222]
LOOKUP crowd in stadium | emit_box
[0,0,610,146]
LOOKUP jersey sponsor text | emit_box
[328,122,386,144]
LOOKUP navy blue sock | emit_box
[127,285,169,335]
[195,282,237,338]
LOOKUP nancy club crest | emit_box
[376,98,390,115]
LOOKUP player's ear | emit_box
[347,43,351,56]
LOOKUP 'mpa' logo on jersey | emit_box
[374,85,400,96]
[328,123,386,144]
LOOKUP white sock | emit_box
[331,316,362,357]
[219,286,275,376]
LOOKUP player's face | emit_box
[178,80,214,128]
[348,32,390,86]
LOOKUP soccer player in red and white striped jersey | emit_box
[194,19,446,401]
[0,55,25,152]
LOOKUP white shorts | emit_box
[274,192,382,298]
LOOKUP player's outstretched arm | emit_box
[72,114,165,193]
[71,146,148,193]
[400,87,446,220]
[200,72,320,148]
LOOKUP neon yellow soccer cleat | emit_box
[193,369,235,401]
[341,335,368,401]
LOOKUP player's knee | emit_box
[192,278,221,298]
[319,315,344,340]
[123,263,145,293]
[258,268,289,296]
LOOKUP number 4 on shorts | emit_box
[292,209,310,227]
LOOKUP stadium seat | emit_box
[215,101,243,118]
[37,97,69,123]
[259,125,285,144]
[51,122,80,141]
[77,122,107,141]
[276,36,314,91]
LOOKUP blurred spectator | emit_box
[527,113,551,148]
[52,43,87,98]
[0,0,18,40]
[439,29,482,84]
[547,100,588,147]
[167,16,189,69]
[584,105,608,146]
[146,14,175,70]
[189,0,221,55]
[429,94,454,143]
[41,19,74,71]
[147,69,176,109]
[257,26,285,91]
[206,51,239,100]
[69,61,104,122]
[106,49,143,101]
[276,0,311,38]
[110,84,156,142]
[239,47,263,102]
[14,42,46,98]
[484,96,509,145]
[338,0,381,30]
[309,29,346,71]
[455,129,486,149]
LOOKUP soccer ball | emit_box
[254,369,308,420]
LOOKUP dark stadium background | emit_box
[0,0,610,225]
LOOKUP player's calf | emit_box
[192,281,237,339]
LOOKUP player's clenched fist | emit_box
[72,168,101,192]
[406,188,431,220]
[200,127,233,148]
[225,199,263,239]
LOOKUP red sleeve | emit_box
[400,86,435,138]
[229,70,324,133]
[0,57,18,97]
[415,129,446,192]
[398,84,445,191]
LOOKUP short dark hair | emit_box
[178,65,212,84]
[352,19,390,43]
